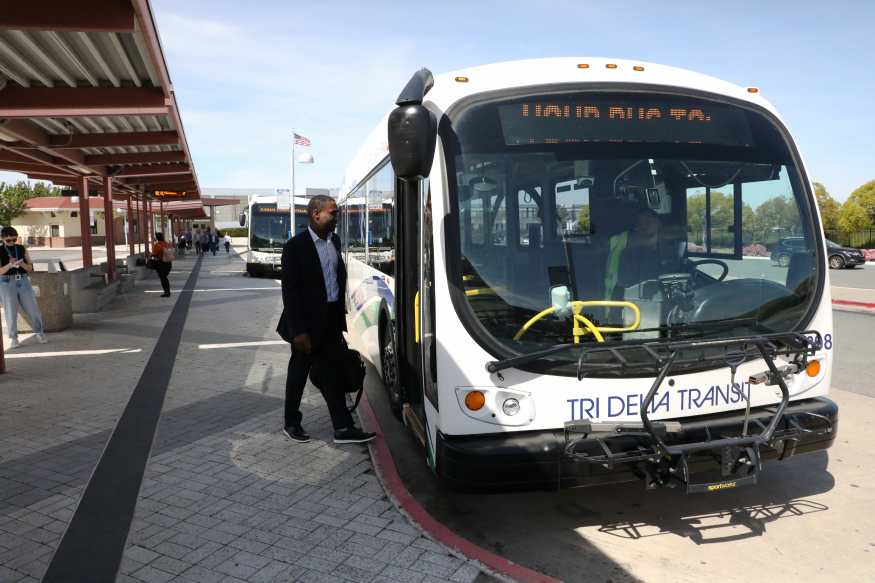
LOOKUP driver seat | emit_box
[785,250,815,300]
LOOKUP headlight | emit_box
[502,398,520,416]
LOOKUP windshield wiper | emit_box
[485,318,767,374]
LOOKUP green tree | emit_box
[750,196,802,242]
[31,182,64,197]
[813,182,841,231]
[0,182,32,227]
[839,179,875,233]
[577,204,591,231]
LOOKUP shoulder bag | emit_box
[308,337,367,412]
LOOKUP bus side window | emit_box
[367,164,395,276]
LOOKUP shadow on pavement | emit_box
[363,359,836,583]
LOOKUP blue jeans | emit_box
[0,275,44,338]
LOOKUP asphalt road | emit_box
[366,304,875,583]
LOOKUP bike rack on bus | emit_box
[563,330,834,493]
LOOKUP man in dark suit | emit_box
[277,195,376,444]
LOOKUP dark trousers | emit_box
[155,261,171,294]
[224,242,230,253]
[195,241,201,254]
[202,242,210,254]
[285,301,354,430]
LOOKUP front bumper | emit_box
[842,254,866,266]
[437,397,837,493]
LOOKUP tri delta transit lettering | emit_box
[566,382,753,419]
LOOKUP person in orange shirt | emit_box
[151,232,173,297]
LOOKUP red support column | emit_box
[145,197,152,253]
[103,177,117,280]
[126,194,135,257]
[160,202,165,236]
[77,175,92,266]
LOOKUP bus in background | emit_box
[338,58,837,494]
[239,193,309,277]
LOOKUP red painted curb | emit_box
[357,392,562,583]
[832,299,875,309]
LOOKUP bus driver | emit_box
[610,208,682,302]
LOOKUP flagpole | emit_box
[290,127,295,201]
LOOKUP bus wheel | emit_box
[382,323,404,420]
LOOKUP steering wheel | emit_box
[688,259,729,283]
[513,301,641,343]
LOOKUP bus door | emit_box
[394,178,429,436]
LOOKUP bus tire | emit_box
[246,264,264,278]
[381,318,404,421]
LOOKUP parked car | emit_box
[771,237,866,269]
[825,239,866,269]
[770,237,806,267]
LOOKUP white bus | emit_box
[339,58,836,493]
[240,194,309,277]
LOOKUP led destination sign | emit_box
[153,190,188,197]
[498,100,754,147]
[253,205,290,213]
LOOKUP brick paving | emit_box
[0,245,487,583]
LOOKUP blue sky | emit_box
[3,0,874,202]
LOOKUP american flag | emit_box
[294,133,311,147]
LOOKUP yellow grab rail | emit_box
[414,292,419,343]
[512,300,641,343]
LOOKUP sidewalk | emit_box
[0,244,485,583]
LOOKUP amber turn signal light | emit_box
[606,64,617,69]
[747,87,759,93]
[633,66,644,71]
[465,391,485,411]
[577,64,589,69]
[806,360,821,377]
[455,77,469,82]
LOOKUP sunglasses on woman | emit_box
[3,238,16,244]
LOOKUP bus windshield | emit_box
[444,91,820,366]
[250,210,291,250]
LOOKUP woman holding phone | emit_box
[0,227,46,348]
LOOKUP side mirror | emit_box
[388,104,437,181]
[239,210,247,227]
[388,69,436,182]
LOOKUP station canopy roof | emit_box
[0,1,203,210]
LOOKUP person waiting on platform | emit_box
[224,231,231,254]
[610,208,682,302]
[0,227,46,348]
[152,232,173,297]
[202,229,212,255]
[277,195,376,445]
[185,229,192,250]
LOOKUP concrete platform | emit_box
[0,243,489,583]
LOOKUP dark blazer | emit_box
[276,228,347,345]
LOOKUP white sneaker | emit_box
[36,332,47,344]
[9,338,20,349]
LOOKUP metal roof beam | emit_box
[77,32,120,87]
[0,87,167,118]
[124,178,196,187]
[0,35,54,87]
[0,120,106,175]
[47,130,178,148]
[0,0,136,33]
[11,31,77,87]
[85,151,186,165]
[46,31,98,87]
[118,163,190,177]
[0,161,74,175]
[109,32,141,87]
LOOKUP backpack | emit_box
[162,245,174,262]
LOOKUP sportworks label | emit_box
[708,482,737,491]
